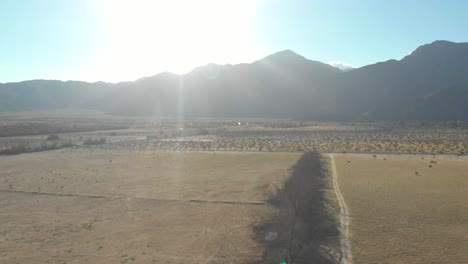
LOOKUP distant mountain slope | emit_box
[96,50,342,118]
[0,80,114,111]
[336,40,468,120]
[1,41,468,121]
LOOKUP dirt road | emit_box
[329,154,353,264]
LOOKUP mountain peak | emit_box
[409,40,464,56]
[136,71,178,82]
[276,49,300,56]
[431,40,454,45]
[259,49,305,62]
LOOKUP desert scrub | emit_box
[0,141,72,155]
[83,137,106,145]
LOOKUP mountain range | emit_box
[1,40,468,121]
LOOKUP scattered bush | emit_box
[198,129,209,135]
[47,134,60,141]
[0,141,73,155]
[83,137,106,145]
[0,122,129,137]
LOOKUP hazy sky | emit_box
[1,0,467,83]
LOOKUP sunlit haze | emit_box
[92,0,263,81]
[1,0,468,82]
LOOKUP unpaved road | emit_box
[329,154,353,264]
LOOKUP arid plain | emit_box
[1,114,467,263]
[0,149,301,264]
[334,154,468,264]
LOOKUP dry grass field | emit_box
[1,112,467,263]
[0,150,302,264]
[333,154,468,264]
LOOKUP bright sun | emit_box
[90,0,263,81]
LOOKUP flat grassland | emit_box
[0,150,301,264]
[334,154,468,264]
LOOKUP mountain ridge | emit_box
[1,40,468,121]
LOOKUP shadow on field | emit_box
[254,152,340,264]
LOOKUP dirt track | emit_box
[329,154,353,264]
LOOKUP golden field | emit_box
[334,154,468,264]
[0,150,301,264]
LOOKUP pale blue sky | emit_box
[1,0,467,83]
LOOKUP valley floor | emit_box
[333,154,468,264]
[0,149,301,264]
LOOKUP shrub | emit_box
[0,141,73,155]
[83,137,106,145]
[198,129,209,135]
[47,134,60,141]
[61,141,73,148]
[0,143,32,155]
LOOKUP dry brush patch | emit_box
[148,126,467,155]
[0,141,73,155]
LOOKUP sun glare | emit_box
[90,0,263,81]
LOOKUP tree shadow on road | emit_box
[254,152,340,264]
